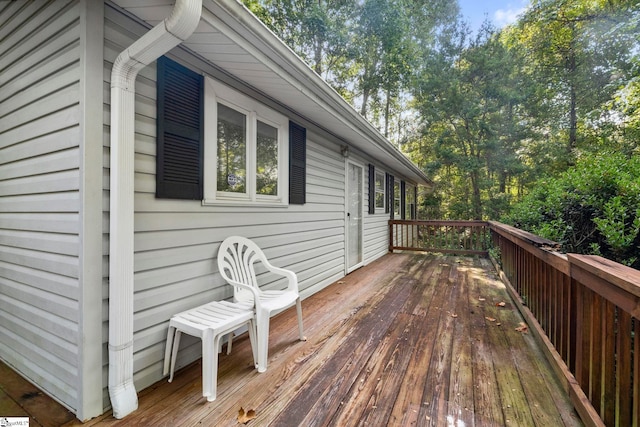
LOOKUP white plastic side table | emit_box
[163,300,256,401]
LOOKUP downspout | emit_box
[108,0,201,419]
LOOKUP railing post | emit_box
[388,220,393,253]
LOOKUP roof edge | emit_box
[206,0,432,186]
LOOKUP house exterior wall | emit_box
[104,4,345,394]
[364,193,392,263]
[0,0,105,418]
[1,1,421,419]
[104,4,418,396]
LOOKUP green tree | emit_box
[248,0,357,81]
[513,0,638,167]
[244,0,457,142]
[356,0,457,137]
[413,21,530,220]
[354,0,410,132]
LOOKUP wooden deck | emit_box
[5,253,582,426]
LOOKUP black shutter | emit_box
[156,56,203,200]
[413,185,418,219]
[388,174,395,219]
[400,180,406,220]
[385,173,391,214]
[289,121,306,204]
[368,164,375,214]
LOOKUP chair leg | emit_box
[226,332,233,355]
[169,330,182,383]
[256,312,271,373]
[208,333,223,402]
[247,319,258,367]
[163,325,175,377]
[295,298,306,341]
[202,329,214,401]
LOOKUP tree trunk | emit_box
[499,171,507,193]
[359,50,379,119]
[470,170,482,220]
[567,39,577,165]
[568,82,577,162]
[384,85,391,138]
[360,87,370,118]
[313,37,323,75]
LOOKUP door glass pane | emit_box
[348,163,362,269]
[217,103,246,193]
[256,120,278,196]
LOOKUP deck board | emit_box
[467,264,508,426]
[3,253,582,426]
[0,362,74,427]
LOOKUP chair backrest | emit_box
[217,236,268,303]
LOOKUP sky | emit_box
[458,0,530,33]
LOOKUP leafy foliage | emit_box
[504,152,640,267]
[511,0,639,166]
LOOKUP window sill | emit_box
[202,198,288,208]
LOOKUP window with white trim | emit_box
[393,181,401,217]
[375,170,385,210]
[406,183,416,219]
[203,77,289,205]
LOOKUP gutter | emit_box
[108,0,202,418]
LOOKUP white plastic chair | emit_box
[217,236,305,372]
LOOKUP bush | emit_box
[503,152,640,268]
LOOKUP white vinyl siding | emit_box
[104,1,418,404]
[127,132,349,390]
[0,0,83,415]
[104,5,350,393]
[364,213,390,264]
[363,163,391,263]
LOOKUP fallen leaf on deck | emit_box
[451,313,458,318]
[485,316,496,322]
[337,281,345,284]
[496,302,506,307]
[515,322,529,333]
[478,297,486,301]
[238,407,256,424]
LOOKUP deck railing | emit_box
[490,221,639,427]
[389,220,639,427]
[388,220,490,255]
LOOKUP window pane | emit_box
[256,121,278,196]
[375,172,384,208]
[394,182,401,216]
[406,185,415,219]
[217,103,246,193]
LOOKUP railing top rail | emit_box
[488,221,561,250]
[390,219,489,227]
[569,253,640,299]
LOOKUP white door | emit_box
[346,161,363,272]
